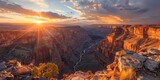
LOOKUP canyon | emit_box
[65,25,160,80]
[0,26,92,70]
[0,24,113,79]
[0,24,160,80]
[97,25,160,65]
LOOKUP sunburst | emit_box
[35,20,44,25]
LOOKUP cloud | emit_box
[98,15,124,24]
[39,11,69,19]
[70,0,159,24]
[63,0,74,2]
[66,6,82,14]
[0,16,12,19]
[0,0,69,19]
[29,0,48,8]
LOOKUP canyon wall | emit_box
[0,26,92,72]
[96,25,160,66]
[64,25,160,80]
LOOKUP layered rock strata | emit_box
[96,25,160,65]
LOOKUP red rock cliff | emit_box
[96,25,160,66]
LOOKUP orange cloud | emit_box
[98,15,124,24]
[0,0,69,20]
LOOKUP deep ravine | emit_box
[73,42,99,71]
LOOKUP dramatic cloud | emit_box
[67,0,160,24]
[0,0,159,24]
[0,0,69,19]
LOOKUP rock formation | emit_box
[63,49,160,80]
[94,25,160,80]
[96,25,160,65]
[63,25,160,80]
[0,26,92,73]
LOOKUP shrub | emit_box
[31,67,41,78]
[31,63,59,79]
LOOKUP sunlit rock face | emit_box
[96,25,160,66]
[92,25,160,79]
[0,26,92,72]
[64,50,160,80]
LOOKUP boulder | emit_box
[144,59,160,72]
[5,72,14,80]
[129,53,147,62]
[8,60,17,64]
[118,53,147,71]
[15,66,32,75]
[70,76,84,80]
[0,71,8,79]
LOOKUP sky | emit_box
[0,0,160,24]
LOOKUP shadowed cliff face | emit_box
[96,25,160,66]
[0,26,92,72]
[32,26,92,69]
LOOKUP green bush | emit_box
[31,63,59,79]
[31,67,41,78]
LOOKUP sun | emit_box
[35,20,43,25]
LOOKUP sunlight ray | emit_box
[6,26,36,54]
[42,27,61,44]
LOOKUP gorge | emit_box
[0,24,160,80]
[65,24,160,80]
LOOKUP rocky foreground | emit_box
[1,49,160,80]
[0,60,33,80]
[0,60,60,80]
[63,49,160,80]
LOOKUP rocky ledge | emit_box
[63,49,160,80]
[0,60,60,80]
[96,25,160,66]
[1,49,160,80]
[0,60,33,80]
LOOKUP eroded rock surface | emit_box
[93,25,160,80]
[96,25,160,66]
[63,50,160,80]
[64,25,160,80]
